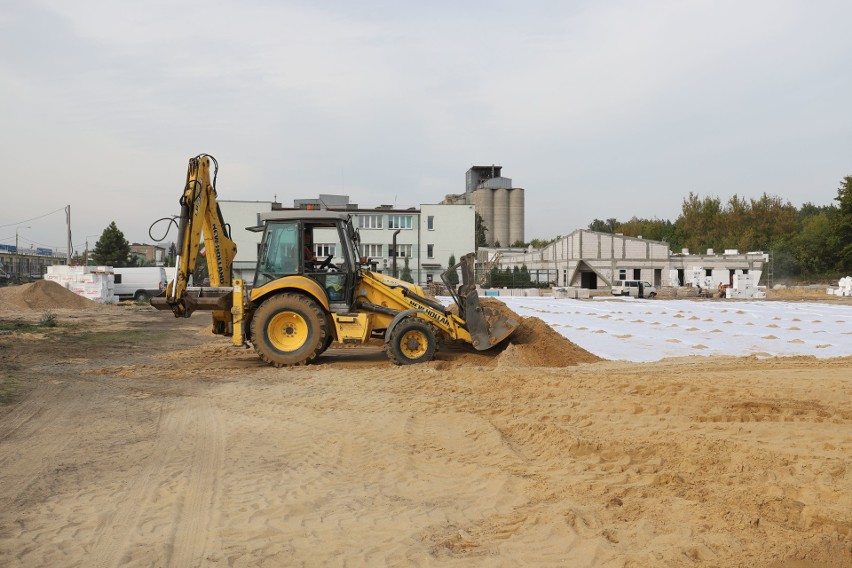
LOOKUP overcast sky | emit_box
[2,0,851,255]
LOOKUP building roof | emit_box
[259,210,352,223]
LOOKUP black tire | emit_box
[649,292,657,298]
[385,318,436,366]
[250,294,328,367]
[134,290,150,302]
[319,331,334,354]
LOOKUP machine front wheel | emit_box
[251,293,327,367]
[386,318,436,365]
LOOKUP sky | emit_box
[2,0,851,256]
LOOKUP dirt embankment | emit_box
[0,280,96,310]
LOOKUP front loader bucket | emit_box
[442,253,520,350]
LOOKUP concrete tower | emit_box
[465,165,525,246]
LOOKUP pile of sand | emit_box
[480,297,603,368]
[0,280,96,310]
[500,316,603,367]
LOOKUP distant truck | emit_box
[611,279,657,298]
[114,267,167,301]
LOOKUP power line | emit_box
[0,207,67,228]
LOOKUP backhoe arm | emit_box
[163,154,237,317]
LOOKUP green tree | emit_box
[446,254,459,286]
[518,264,532,286]
[92,222,131,267]
[833,175,852,272]
[673,193,724,253]
[588,218,619,233]
[528,237,558,249]
[167,243,177,267]
[792,213,835,276]
[745,193,797,252]
[400,257,413,283]
[475,212,488,249]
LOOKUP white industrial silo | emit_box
[509,187,524,245]
[493,188,510,246]
[464,165,524,247]
[469,188,494,245]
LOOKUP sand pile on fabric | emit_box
[478,297,603,368]
[0,280,96,310]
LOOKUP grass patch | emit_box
[0,321,48,334]
[0,312,60,335]
[39,311,57,327]
[0,378,34,405]
[73,329,171,345]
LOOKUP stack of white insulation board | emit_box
[45,265,116,303]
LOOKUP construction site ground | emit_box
[0,282,849,567]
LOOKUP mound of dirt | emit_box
[499,316,603,368]
[480,297,603,368]
[0,280,96,310]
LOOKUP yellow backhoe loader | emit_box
[151,154,519,366]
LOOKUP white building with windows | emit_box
[218,199,475,286]
[217,200,276,282]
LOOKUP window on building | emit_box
[633,269,641,280]
[362,244,383,258]
[619,269,626,280]
[389,243,412,257]
[358,215,383,229]
[427,216,434,230]
[388,215,412,229]
[427,244,434,258]
[314,243,335,257]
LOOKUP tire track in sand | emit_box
[86,398,177,568]
[88,397,225,568]
[0,381,80,509]
[168,397,225,568]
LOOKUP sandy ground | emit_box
[0,283,850,567]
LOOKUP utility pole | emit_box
[15,225,30,279]
[66,205,72,264]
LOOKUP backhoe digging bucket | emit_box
[442,253,520,350]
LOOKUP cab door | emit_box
[302,220,357,310]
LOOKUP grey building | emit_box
[491,230,768,290]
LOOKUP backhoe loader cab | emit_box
[252,211,360,312]
[152,154,519,367]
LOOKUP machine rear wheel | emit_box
[386,318,436,365]
[251,293,327,367]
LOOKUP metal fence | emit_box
[475,267,557,289]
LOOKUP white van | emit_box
[114,267,168,301]
[611,279,657,298]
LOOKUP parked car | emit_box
[114,267,167,301]
[611,279,657,298]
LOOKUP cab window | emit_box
[255,222,298,287]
